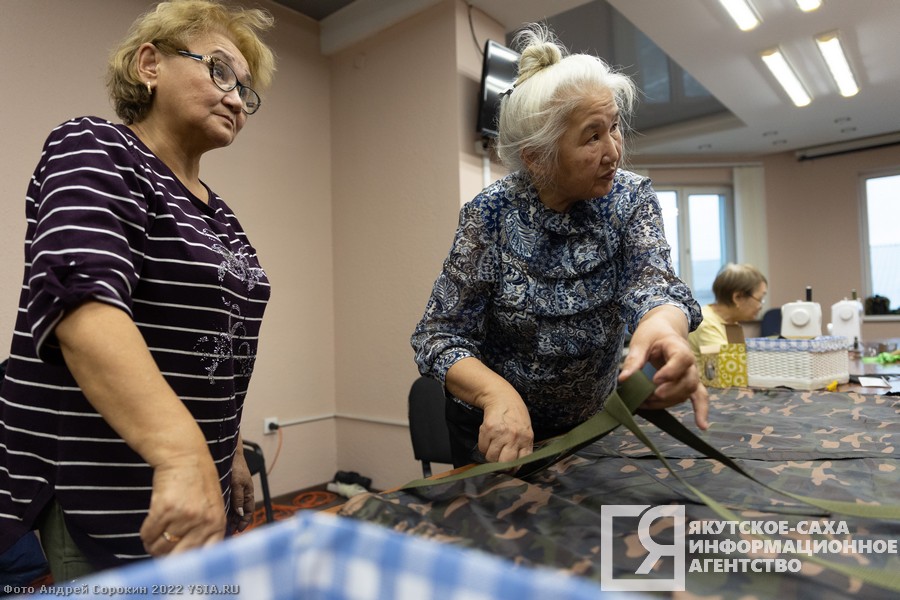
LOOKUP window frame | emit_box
[859,167,900,313]
[654,185,736,302]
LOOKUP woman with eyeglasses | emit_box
[412,25,708,469]
[688,263,769,361]
[0,0,275,580]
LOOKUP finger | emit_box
[143,527,182,557]
[242,490,255,517]
[691,386,710,431]
[234,502,253,532]
[234,516,252,532]
[487,440,516,463]
[230,491,253,529]
[650,351,691,384]
[140,513,166,552]
[499,440,531,463]
[618,348,646,382]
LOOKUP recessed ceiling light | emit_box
[760,48,812,107]
[718,0,760,31]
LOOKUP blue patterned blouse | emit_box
[411,169,701,431]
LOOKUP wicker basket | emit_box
[745,336,850,390]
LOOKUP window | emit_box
[656,187,735,306]
[862,172,900,311]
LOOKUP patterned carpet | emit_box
[239,487,345,532]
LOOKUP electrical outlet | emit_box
[263,417,279,436]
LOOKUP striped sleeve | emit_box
[26,118,152,363]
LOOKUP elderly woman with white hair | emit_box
[412,25,708,468]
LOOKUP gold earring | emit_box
[146,82,153,95]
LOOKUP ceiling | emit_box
[272,0,900,159]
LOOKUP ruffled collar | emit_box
[508,171,610,235]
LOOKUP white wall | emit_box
[330,0,463,489]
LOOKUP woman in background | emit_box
[688,263,768,360]
[412,25,708,468]
[0,0,275,580]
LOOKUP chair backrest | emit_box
[759,308,782,337]
[242,440,274,524]
[407,376,453,477]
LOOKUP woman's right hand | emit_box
[477,390,535,463]
[140,452,226,556]
[446,357,535,463]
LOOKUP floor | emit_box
[240,483,349,532]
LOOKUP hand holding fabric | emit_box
[478,389,535,463]
[619,305,709,430]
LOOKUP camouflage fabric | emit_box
[339,387,900,598]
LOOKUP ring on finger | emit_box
[162,531,182,543]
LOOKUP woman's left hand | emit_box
[619,305,709,430]
[229,441,254,532]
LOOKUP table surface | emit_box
[339,386,900,599]
[846,345,900,393]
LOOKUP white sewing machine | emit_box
[781,286,822,339]
[829,292,863,348]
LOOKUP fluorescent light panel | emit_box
[761,48,811,107]
[796,0,823,11]
[816,31,859,97]
[718,0,760,31]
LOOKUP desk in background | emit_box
[339,387,900,599]
[848,339,900,394]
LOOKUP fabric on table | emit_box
[339,388,900,599]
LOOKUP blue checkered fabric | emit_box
[18,512,620,599]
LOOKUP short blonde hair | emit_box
[712,263,767,306]
[496,24,636,189]
[107,0,276,124]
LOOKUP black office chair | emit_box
[408,376,454,478]
[759,308,782,337]
[242,439,274,524]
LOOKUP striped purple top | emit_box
[0,117,270,568]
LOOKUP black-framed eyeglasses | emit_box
[177,50,261,115]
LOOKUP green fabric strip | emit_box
[400,373,655,490]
